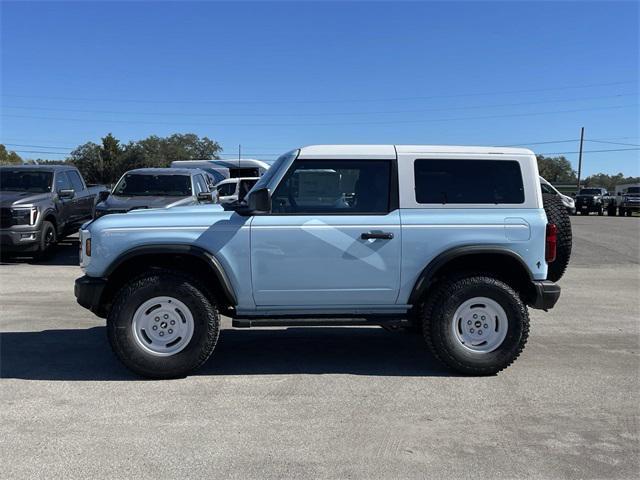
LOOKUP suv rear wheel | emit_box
[107,270,220,379]
[421,276,529,375]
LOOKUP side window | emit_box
[540,183,554,195]
[193,174,208,194]
[414,159,524,204]
[55,172,72,192]
[271,160,391,214]
[217,182,237,197]
[67,170,85,191]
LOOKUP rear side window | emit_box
[55,171,72,191]
[217,182,237,196]
[414,159,524,204]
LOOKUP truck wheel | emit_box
[421,276,529,375]
[627,209,633,217]
[107,270,220,379]
[607,204,616,216]
[618,207,625,216]
[542,193,572,282]
[597,205,604,216]
[36,221,57,258]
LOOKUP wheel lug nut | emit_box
[170,320,175,325]
[152,325,158,330]
[159,332,164,336]
[155,317,159,322]
[470,328,475,333]
[484,324,488,329]
[168,329,173,334]
[164,314,169,319]
[473,314,478,319]
[467,320,472,325]
[481,316,486,320]
[478,329,483,335]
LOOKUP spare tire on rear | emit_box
[542,193,572,282]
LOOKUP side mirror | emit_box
[197,192,212,203]
[98,190,110,202]
[248,188,271,213]
[58,189,75,199]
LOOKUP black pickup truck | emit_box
[574,187,616,216]
[0,165,106,256]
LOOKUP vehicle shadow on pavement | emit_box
[0,326,452,381]
[0,237,80,266]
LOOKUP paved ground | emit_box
[1,216,638,479]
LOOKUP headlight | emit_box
[11,207,38,226]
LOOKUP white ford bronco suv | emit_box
[75,145,563,378]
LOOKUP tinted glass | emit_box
[67,170,85,191]
[626,187,640,194]
[55,171,72,191]
[238,179,257,201]
[0,170,53,193]
[540,183,555,195]
[113,174,192,196]
[272,160,391,214]
[193,175,208,194]
[414,159,524,204]
[217,182,237,196]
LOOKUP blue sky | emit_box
[1,0,638,176]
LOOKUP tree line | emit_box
[0,133,221,184]
[1,136,638,190]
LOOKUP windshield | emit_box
[248,150,298,195]
[579,188,601,195]
[626,187,640,194]
[113,173,192,197]
[0,170,53,193]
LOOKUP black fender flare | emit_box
[105,244,237,306]
[40,208,62,233]
[408,245,534,305]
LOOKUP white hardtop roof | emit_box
[297,144,534,159]
[216,177,260,185]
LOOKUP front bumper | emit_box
[529,280,561,311]
[75,275,107,317]
[0,228,41,251]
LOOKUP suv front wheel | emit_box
[107,270,220,379]
[421,276,529,375]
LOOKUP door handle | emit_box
[361,231,394,240]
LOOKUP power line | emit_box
[2,104,637,127]
[1,80,636,105]
[2,93,635,118]
[586,139,640,147]
[538,147,639,155]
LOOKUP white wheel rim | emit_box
[131,296,194,356]
[451,297,508,353]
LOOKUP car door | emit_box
[250,158,401,306]
[66,170,91,222]
[54,171,75,227]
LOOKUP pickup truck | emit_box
[574,187,616,216]
[75,145,563,379]
[614,186,640,216]
[1,165,106,256]
[94,168,213,218]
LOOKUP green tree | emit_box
[583,172,640,191]
[536,155,577,183]
[68,141,102,184]
[0,144,23,165]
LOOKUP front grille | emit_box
[0,208,13,228]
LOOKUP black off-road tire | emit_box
[618,207,625,216]
[542,193,572,282]
[420,276,529,375]
[36,221,57,259]
[107,269,220,379]
[607,204,616,216]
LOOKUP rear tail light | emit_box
[545,223,557,263]
[85,238,92,257]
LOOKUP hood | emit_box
[97,195,194,211]
[0,190,52,208]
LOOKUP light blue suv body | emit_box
[75,145,561,378]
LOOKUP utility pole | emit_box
[576,127,584,191]
[238,144,241,170]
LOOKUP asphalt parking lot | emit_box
[1,216,638,479]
